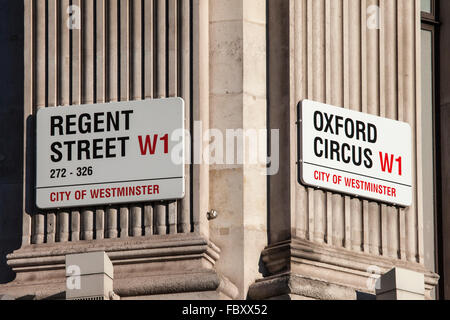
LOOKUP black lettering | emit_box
[335,116,344,135]
[314,137,323,157]
[66,115,77,135]
[107,112,120,132]
[50,116,64,136]
[63,141,76,161]
[324,113,335,134]
[313,111,324,131]
[50,142,63,162]
[78,113,91,134]
[105,138,117,158]
[94,113,105,133]
[330,140,340,162]
[364,148,373,168]
[356,121,366,141]
[368,123,377,143]
[93,139,104,159]
[78,140,91,160]
[121,110,134,130]
[352,146,362,166]
[117,137,130,157]
[341,143,351,163]
[345,119,355,138]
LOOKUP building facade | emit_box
[0,0,448,300]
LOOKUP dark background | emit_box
[0,0,24,284]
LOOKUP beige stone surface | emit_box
[0,234,237,300]
[65,251,114,300]
[262,0,438,300]
[254,238,438,300]
[66,251,113,278]
[0,0,440,300]
[248,273,357,301]
[209,0,267,299]
[21,0,196,247]
[66,274,113,300]
[376,267,425,300]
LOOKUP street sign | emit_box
[298,99,412,207]
[36,98,185,209]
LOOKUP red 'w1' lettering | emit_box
[379,152,394,173]
[138,134,169,155]
[379,152,403,176]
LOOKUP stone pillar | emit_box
[209,0,268,299]
[376,268,425,300]
[248,0,439,301]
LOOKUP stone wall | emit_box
[21,0,197,245]
[262,0,438,299]
[0,0,440,299]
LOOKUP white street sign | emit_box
[299,99,412,207]
[36,98,185,209]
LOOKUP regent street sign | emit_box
[36,98,185,209]
[298,99,412,207]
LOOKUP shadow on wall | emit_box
[0,0,24,284]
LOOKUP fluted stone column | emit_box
[209,0,268,299]
[249,0,439,300]
[0,0,235,300]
